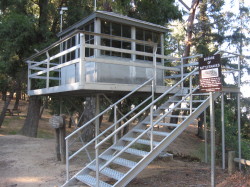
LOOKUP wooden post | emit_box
[55,128,61,161]
[60,115,66,163]
[228,151,236,175]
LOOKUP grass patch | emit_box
[37,129,54,139]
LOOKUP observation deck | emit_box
[26,11,240,97]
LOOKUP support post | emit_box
[237,93,241,170]
[189,75,193,114]
[114,105,117,144]
[150,45,157,151]
[46,51,50,89]
[204,109,208,163]
[221,92,225,169]
[228,151,236,175]
[237,55,241,170]
[181,57,184,89]
[210,92,215,187]
[95,94,100,187]
[79,34,85,86]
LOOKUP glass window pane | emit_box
[101,20,110,34]
[112,22,121,36]
[122,42,131,50]
[136,28,144,40]
[122,53,131,58]
[136,44,144,52]
[112,40,121,48]
[122,25,131,38]
[152,32,160,43]
[101,39,111,47]
[90,22,94,32]
[145,30,152,42]
[136,55,144,60]
[145,46,153,53]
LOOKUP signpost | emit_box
[199,54,221,187]
[199,54,222,92]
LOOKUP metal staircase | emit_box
[62,68,221,187]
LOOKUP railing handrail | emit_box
[68,94,153,161]
[26,30,179,62]
[65,77,154,140]
[95,67,199,148]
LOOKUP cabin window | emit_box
[136,28,161,62]
[101,20,131,58]
[84,22,94,57]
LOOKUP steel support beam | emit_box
[210,92,215,187]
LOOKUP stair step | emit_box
[122,137,159,146]
[159,106,196,110]
[142,121,178,127]
[112,146,148,157]
[191,100,205,102]
[153,114,188,118]
[192,93,210,96]
[76,174,112,187]
[88,164,124,180]
[133,128,170,136]
[100,155,137,168]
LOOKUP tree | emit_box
[20,96,42,137]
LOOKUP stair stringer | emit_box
[113,92,221,187]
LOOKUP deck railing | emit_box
[26,30,183,95]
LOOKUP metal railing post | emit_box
[189,75,193,114]
[95,95,100,187]
[28,62,31,92]
[150,81,154,151]
[150,45,157,151]
[204,110,208,163]
[181,57,184,89]
[46,51,50,89]
[114,105,117,144]
[237,55,241,171]
[66,138,69,181]
[80,34,86,86]
[221,92,225,169]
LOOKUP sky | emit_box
[176,0,250,98]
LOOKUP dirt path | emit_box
[1,125,249,187]
[0,100,249,186]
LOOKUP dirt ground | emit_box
[0,100,249,187]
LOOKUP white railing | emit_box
[26,30,181,93]
[64,66,200,184]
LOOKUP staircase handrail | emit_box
[95,68,199,172]
[65,77,153,140]
[96,67,199,149]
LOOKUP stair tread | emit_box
[191,100,205,102]
[160,106,196,110]
[133,128,170,136]
[153,114,188,118]
[143,121,178,127]
[88,164,124,180]
[76,174,112,187]
[112,146,148,157]
[100,155,137,168]
[122,137,159,146]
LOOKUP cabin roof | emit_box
[57,11,168,37]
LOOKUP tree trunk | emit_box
[197,113,204,138]
[80,97,96,142]
[38,0,49,41]
[183,0,200,61]
[1,91,7,101]
[20,96,42,137]
[13,81,22,110]
[0,93,13,128]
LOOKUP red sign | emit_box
[199,54,222,92]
